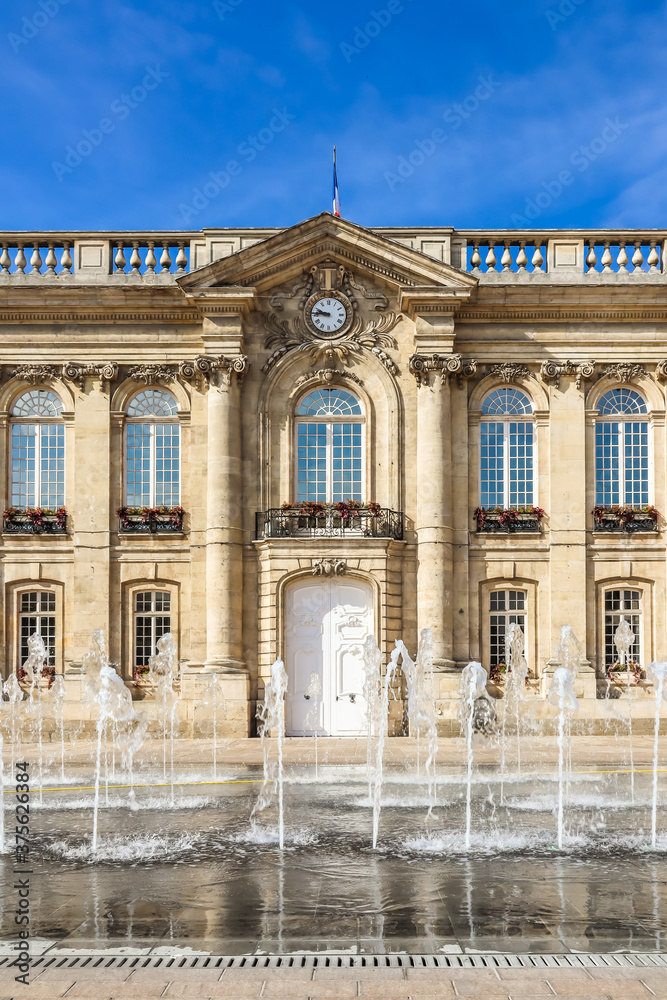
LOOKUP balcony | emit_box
[118,506,185,534]
[255,506,404,541]
[2,507,68,535]
[593,506,659,533]
[474,507,544,534]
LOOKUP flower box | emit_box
[474,506,545,534]
[593,506,659,533]
[3,507,68,534]
[117,506,185,534]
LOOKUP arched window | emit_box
[480,388,534,508]
[295,387,364,502]
[10,389,65,508]
[126,389,180,507]
[595,388,648,506]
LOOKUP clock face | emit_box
[309,296,348,334]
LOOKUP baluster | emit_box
[114,242,127,273]
[0,244,11,274]
[485,243,497,271]
[647,240,660,271]
[30,243,43,275]
[501,241,513,271]
[45,243,57,276]
[616,240,629,271]
[175,242,188,273]
[145,241,156,274]
[15,244,27,274]
[586,241,598,273]
[61,242,73,274]
[601,241,613,272]
[531,241,544,271]
[516,240,528,271]
[632,241,644,272]
[470,242,481,272]
[130,241,142,273]
[160,242,172,272]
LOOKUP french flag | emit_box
[333,146,341,217]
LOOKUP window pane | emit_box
[332,423,363,502]
[297,423,327,501]
[40,424,65,508]
[596,421,620,506]
[11,424,36,508]
[126,424,152,506]
[624,421,649,506]
[480,421,504,507]
[508,421,534,507]
[605,612,641,666]
[155,424,180,506]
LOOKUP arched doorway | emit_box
[284,577,374,736]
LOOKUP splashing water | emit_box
[201,674,226,781]
[459,662,488,850]
[3,674,23,774]
[548,667,579,849]
[499,624,529,803]
[363,635,383,803]
[372,643,402,849]
[251,659,288,848]
[148,634,180,804]
[23,633,47,804]
[402,629,439,822]
[615,617,636,804]
[304,672,322,779]
[553,625,585,798]
[49,674,67,782]
[646,662,667,849]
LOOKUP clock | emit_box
[304,291,352,338]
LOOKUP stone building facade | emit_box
[1,214,666,734]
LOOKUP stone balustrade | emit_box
[1,227,667,283]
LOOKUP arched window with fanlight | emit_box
[10,389,65,508]
[125,389,180,507]
[595,388,649,506]
[295,387,364,502]
[480,388,534,507]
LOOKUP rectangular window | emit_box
[489,590,526,667]
[481,421,533,508]
[19,591,56,668]
[596,421,648,506]
[11,424,65,508]
[604,589,641,667]
[134,591,172,667]
[126,424,180,507]
[297,422,363,503]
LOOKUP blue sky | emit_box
[1,0,665,230]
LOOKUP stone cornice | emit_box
[0,286,200,324]
[179,287,258,317]
[399,286,475,318]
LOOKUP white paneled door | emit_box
[285,577,374,736]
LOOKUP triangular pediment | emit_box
[177,213,478,294]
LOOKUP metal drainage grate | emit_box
[3,953,667,971]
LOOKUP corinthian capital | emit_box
[409,353,477,387]
[63,362,118,390]
[182,355,249,388]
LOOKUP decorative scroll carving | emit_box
[62,362,118,390]
[263,260,399,375]
[182,355,249,387]
[312,559,347,577]
[656,360,667,383]
[13,364,60,384]
[602,362,647,384]
[539,359,595,391]
[487,362,531,384]
[409,354,477,387]
[128,364,176,385]
[295,368,364,387]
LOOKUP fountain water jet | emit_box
[303,672,322,778]
[148,634,180,804]
[548,667,579,849]
[49,674,67,782]
[362,635,383,803]
[459,662,488,850]
[401,630,439,821]
[646,662,667,849]
[22,633,47,804]
[372,644,402,849]
[200,674,226,781]
[499,624,528,803]
[3,674,23,773]
[251,659,288,848]
[614,618,636,803]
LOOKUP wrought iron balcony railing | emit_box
[475,509,544,534]
[593,507,659,533]
[118,507,185,534]
[3,510,68,534]
[255,508,404,541]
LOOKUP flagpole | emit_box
[333,145,341,217]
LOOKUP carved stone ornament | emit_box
[539,359,595,391]
[602,363,647,384]
[487,363,531,384]
[263,260,399,375]
[656,360,667,383]
[295,368,363,387]
[181,355,249,387]
[312,559,347,577]
[63,362,118,390]
[128,364,176,385]
[409,354,477,387]
[13,364,60,384]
